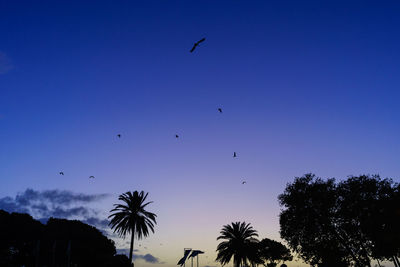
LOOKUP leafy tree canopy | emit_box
[0,210,129,267]
[278,174,400,267]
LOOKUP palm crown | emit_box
[109,191,157,265]
[216,221,259,267]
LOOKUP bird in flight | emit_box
[117,134,121,138]
[190,38,206,53]
[89,176,95,179]
[218,108,223,113]
[59,172,64,175]
[233,152,237,158]
[175,134,179,138]
[242,181,246,184]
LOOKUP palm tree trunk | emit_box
[129,231,135,267]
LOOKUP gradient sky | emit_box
[1,1,400,267]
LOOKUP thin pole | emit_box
[52,240,57,267]
[35,240,40,267]
[197,255,199,267]
[67,240,71,267]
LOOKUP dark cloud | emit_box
[0,188,109,229]
[133,253,162,264]
[115,250,162,264]
[0,52,13,74]
[12,188,108,207]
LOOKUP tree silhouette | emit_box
[45,218,116,266]
[279,174,360,266]
[0,210,44,267]
[216,221,260,267]
[279,173,400,267]
[108,191,157,267]
[0,210,128,267]
[337,175,400,265]
[258,238,292,267]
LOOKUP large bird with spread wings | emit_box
[190,38,206,53]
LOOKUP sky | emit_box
[1,1,400,266]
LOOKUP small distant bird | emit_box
[242,181,246,184]
[89,176,95,179]
[117,134,121,138]
[233,152,237,158]
[175,134,179,138]
[218,108,223,113]
[59,172,64,175]
[190,38,206,53]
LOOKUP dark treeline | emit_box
[279,174,400,267]
[216,221,292,267]
[0,210,131,267]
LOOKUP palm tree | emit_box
[109,191,157,266]
[216,221,260,267]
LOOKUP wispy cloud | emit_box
[0,188,109,229]
[0,51,13,74]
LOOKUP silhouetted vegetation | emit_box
[0,210,130,267]
[109,191,157,267]
[279,174,400,267]
[258,238,293,267]
[215,222,292,267]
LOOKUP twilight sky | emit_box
[1,1,400,267]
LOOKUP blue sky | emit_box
[1,1,400,266]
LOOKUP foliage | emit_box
[0,210,44,267]
[0,209,128,267]
[258,238,292,266]
[109,191,157,265]
[216,221,260,267]
[45,218,116,266]
[278,173,400,267]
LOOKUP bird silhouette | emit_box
[59,172,64,175]
[190,38,206,53]
[89,176,95,179]
[242,181,246,184]
[117,134,121,138]
[218,108,222,113]
[175,134,179,138]
[233,152,237,158]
